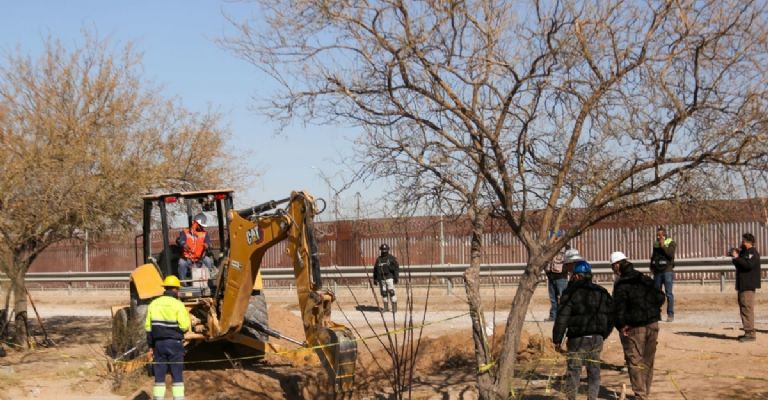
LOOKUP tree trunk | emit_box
[463,213,496,399]
[12,264,29,349]
[493,263,543,399]
[13,279,29,349]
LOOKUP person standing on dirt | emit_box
[373,243,400,313]
[610,251,665,400]
[650,227,676,322]
[552,260,613,400]
[145,275,191,400]
[730,232,761,342]
[177,213,213,286]
[545,244,571,322]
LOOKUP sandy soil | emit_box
[1,284,768,399]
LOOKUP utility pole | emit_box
[440,215,445,266]
[355,192,361,220]
[84,230,89,273]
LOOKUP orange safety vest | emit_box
[181,228,208,261]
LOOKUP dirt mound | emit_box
[414,329,474,373]
[516,331,558,362]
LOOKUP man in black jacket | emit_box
[373,243,400,313]
[731,232,761,342]
[610,251,665,400]
[553,260,613,400]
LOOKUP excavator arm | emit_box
[216,191,357,396]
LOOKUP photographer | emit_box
[731,232,761,342]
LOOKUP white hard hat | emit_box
[193,213,208,227]
[610,251,627,264]
[563,249,583,263]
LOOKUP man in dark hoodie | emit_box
[730,232,761,342]
[553,259,613,400]
[610,251,665,400]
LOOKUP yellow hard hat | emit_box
[162,275,181,288]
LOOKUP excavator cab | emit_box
[136,189,235,297]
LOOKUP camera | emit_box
[728,247,739,257]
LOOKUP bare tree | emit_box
[0,35,238,347]
[225,1,768,398]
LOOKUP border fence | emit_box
[17,210,768,289]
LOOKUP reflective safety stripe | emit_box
[152,384,165,399]
[145,295,191,333]
[172,382,185,399]
[152,320,181,328]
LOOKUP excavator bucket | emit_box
[313,326,358,398]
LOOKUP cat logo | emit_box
[246,226,263,246]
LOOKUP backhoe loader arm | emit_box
[217,191,357,396]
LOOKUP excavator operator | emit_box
[177,213,213,286]
[373,243,400,313]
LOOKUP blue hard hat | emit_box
[573,260,592,274]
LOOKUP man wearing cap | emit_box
[545,245,571,321]
[610,252,665,400]
[177,213,213,286]
[553,259,613,400]
[146,275,191,400]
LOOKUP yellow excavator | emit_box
[110,189,357,397]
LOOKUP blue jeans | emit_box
[654,272,674,317]
[566,335,604,400]
[178,256,212,285]
[548,277,568,319]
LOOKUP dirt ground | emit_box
[1,284,768,399]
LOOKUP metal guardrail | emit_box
[3,257,762,282]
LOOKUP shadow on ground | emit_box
[34,316,111,346]
[354,305,383,312]
[675,331,738,340]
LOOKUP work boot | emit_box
[666,315,674,322]
[739,333,756,342]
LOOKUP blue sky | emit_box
[0,1,371,214]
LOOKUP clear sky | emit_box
[0,0,371,216]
